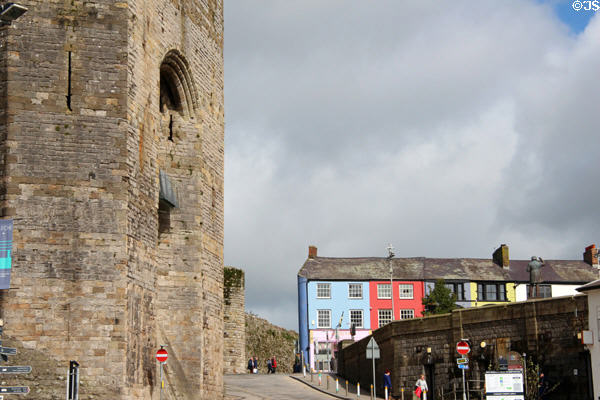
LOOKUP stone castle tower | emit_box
[0,0,224,399]
[223,267,245,374]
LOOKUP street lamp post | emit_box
[387,244,395,321]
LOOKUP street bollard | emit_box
[370,384,373,400]
[327,374,330,390]
[385,386,388,400]
[423,389,427,400]
[336,378,339,393]
[346,380,348,396]
[401,387,404,400]
[303,365,306,378]
[357,382,360,398]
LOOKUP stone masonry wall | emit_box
[0,2,129,399]
[0,0,224,399]
[338,296,590,400]
[125,0,224,398]
[245,313,298,374]
[223,267,245,374]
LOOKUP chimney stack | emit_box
[584,244,598,267]
[308,245,318,259]
[493,244,510,269]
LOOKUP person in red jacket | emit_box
[271,356,277,374]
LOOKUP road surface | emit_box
[224,374,336,399]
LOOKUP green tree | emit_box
[422,279,458,315]
[525,358,559,400]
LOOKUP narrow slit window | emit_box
[66,51,72,111]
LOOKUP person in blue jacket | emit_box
[383,370,392,398]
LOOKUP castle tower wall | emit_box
[0,1,130,397]
[0,0,224,398]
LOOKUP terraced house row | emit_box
[297,244,600,371]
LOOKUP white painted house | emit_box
[577,277,600,400]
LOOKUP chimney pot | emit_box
[584,244,598,267]
[308,245,318,259]
[493,244,509,269]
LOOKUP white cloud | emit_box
[224,2,599,330]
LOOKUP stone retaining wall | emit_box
[337,296,590,400]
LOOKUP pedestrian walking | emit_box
[271,356,277,374]
[252,356,258,374]
[266,358,272,374]
[414,374,428,400]
[538,372,548,400]
[247,358,253,374]
[383,370,392,399]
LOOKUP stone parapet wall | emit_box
[223,267,245,374]
[338,296,590,399]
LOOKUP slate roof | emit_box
[298,256,600,284]
[576,278,600,292]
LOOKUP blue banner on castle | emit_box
[0,220,13,289]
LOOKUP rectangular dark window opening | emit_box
[158,200,171,235]
[445,283,465,301]
[527,284,552,299]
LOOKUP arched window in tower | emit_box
[158,50,198,142]
[157,50,197,239]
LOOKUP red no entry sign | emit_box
[456,341,470,355]
[156,348,168,363]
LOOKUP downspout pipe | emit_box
[298,275,309,368]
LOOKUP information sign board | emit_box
[0,366,31,374]
[485,371,524,394]
[458,364,469,370]
[0,386,29,394]
[486,396,524,400]
[0,347,16,356]
[0,220,13,289]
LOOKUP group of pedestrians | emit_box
[382,370,428,400]
[246,356,277,374]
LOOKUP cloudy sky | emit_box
[223,1,600,331]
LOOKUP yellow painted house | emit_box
[469,281,517,306]
[424,244,599,308]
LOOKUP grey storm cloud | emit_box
[224,1,599,330]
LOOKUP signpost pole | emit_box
[461,368,466,400]
[156,346,168,400]
[523,353,527,398]
[456,340,470,400]
[371,340,376,400]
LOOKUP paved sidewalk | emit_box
[225,373,337,399]
[290,372,409,399]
